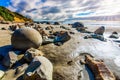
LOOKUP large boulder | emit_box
[24,56,53,80]
[24,48,44,62]
[11,27,42,50]
[94,26,105,35]
[2,51,18,68]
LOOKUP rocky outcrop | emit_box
[24,48,44,62]
[11,27,42,50]
[24,56,53,80]
[2,51,18,68]
[85,55,116,80]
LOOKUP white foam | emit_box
[114,56,120,67]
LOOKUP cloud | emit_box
[7,0,120,21]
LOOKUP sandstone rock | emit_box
[109,31,119,39]
[2,51,18,68]
[85,55,116,80]
[24,48,44,62]
[94,26,105,35]
[24,56,53,80]
[0,70,5,79]
[11,27,42,50]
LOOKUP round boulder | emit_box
[11,27,42,50]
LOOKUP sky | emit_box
[0,0,120,22]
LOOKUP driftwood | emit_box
[85,55,116,80]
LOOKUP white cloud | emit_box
[7,0,120,21]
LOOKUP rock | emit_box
[1,27,6,30]
[0,54,4,60]
[54,22,60,25]
[72,22,87,32]
[11,27,42,50]
[85,55,116,80]
[0,70,5,79]
[72,22,84,28]
[109,31,119,39]
[54,31,71,43]
[24,48,44,62]
[2,51,18,68]
[94,26,105,35]
[15,64,28,76]
[45,26,53,30]
[9,25,17,31]
[24,56,53,80]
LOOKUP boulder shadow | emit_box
[0,45,14,56]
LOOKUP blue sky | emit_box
[0,0,120,21]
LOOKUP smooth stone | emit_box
[11,27,42,50]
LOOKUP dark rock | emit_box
[0,54,4,60]
[109,31,119,39]
[94,26,105,35]
[72,22,84,28]
[54,31,71,43]
[9,25,17,31]
[11,27,42,50]
[54,22,60,25]
[2,51,18,68]
[24,48,44,62]
[1,27,6,30]
[24,56,53,80]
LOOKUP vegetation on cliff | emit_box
[0,6,32,22]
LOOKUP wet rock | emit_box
[72,22,87,32]
[1,27,6,30]
[24,56,53,80]
[54,22,60,25]
[109,31,119,39]
[72,22,84,28]
[9,25,17,31]
[54,31,71,43]
[0,54,4,60]
[94,26,105,35]
[69,31,75,34]
[11,27,42,50]
[2,51,18,68]
[85,55,116,80]
[0,70,5,79]
[24,48,44,62]
[15,64,28,76]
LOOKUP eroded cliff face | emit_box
[14,17,25,23]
